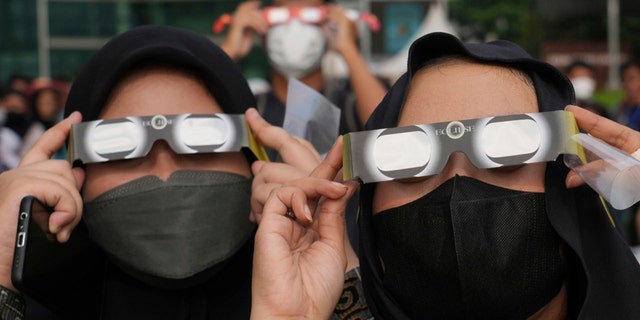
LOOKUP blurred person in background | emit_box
[22,79,68,160]
[0,87,32,171]
[613,60,640,246]
[6,74,31,94]
[614,59,640,131]
[219,0,387,134]
[565,59,610,119]
[220,0,386,254]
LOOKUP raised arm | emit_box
[326,4,387,125]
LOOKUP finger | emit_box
[310,136,344,181]
[566,105,640,154]
[251,181,282,223]
[292,137,322,164]
[16,160,84,220]
[565,170,585,189]
[249,211,258,224]
[253,162,308,187]
[251,162,308,214]
[246,108,321,171]
[252,168,306,220]
[47,185,84,243]
[20,111,82,166]
[315,181,358,253]
[262,179,348,222]
[251,160,267,177]
[24,162,84,241]
[247,13,269,34]
[2,168,82,242]
[71,166,86,191]
[286,179,348,223]
[565,157,613,191]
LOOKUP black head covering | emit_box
[359,32,640,319]
[64,25,255,120]
[52,25,255,319]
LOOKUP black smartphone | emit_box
[11,196,105,317]
[11,195,86,290]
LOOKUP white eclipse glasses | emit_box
[213,6,380,33]
[343,110,640,209]
[68,113,268,165]
[343,111,580,184]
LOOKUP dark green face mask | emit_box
[83,170,255,289]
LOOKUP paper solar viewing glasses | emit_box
[67,111,640,209]
[343,110,640,209]
[68,113,268,165]
[213,6,380,34]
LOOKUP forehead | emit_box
[100,65,222,119]
[568,65,593,77]
[399,59,538,127]
[2,93,27,104]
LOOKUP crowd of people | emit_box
[0,0,639,319]
[0,76,69,172]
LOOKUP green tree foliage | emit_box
[448,0,536,48]
[448,0,640,59]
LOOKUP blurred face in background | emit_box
[1,92,29,114]
[272,0,324,7]
[622,64,640,104]
[265,0,328,79]
[567,65,596,101]
[34,88,62,122]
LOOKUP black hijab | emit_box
[358,32,640,319]
[64,25,255,120]
[55,25,255,319]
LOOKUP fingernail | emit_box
[566,175,575,188]
[49,223,60,234]
[57,229,70,243]
[246,108,258,118]
[304,204,313,223]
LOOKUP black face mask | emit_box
[372,175,566,319]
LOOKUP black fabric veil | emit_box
[65,25,255,120]
[358,32,640,319]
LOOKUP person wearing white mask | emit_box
[219,0,388,135]
[218,0,388,265]
[565,59,610,119]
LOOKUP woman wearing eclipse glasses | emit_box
[0,25,311,320]
[250,32,640,319]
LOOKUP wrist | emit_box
[0,284,25,319]
[331,267,373,320]
[0,260,18,294]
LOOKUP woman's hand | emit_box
[0,112,84,292]
[251,138,359,319]
[565,105,640,188]
[245,108,323,223]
